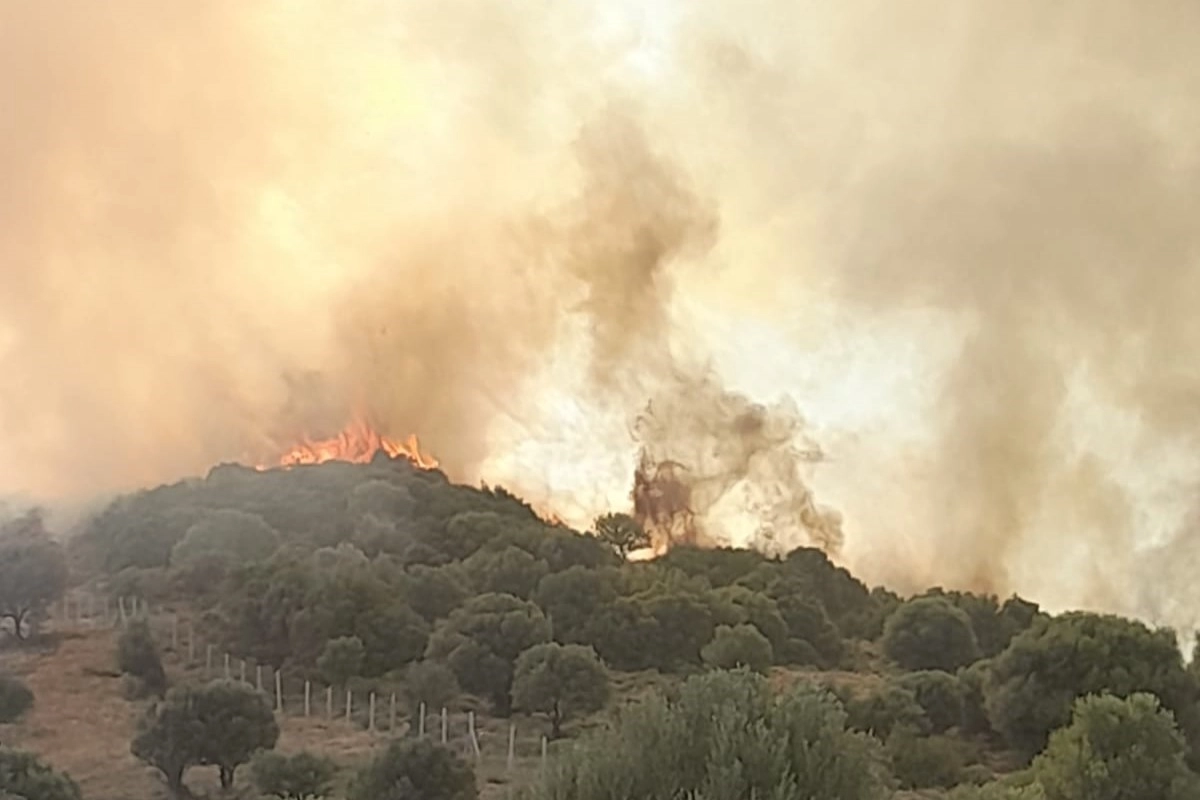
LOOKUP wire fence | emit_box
[47,591,554,786]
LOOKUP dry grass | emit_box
[0,624,555,800]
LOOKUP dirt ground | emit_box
[0,623,549,800]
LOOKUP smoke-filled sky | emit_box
[3,0,1200,632]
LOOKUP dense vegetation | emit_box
[2,455,1194,798]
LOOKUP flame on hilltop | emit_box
[265,419,438,470]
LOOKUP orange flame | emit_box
[264,418,438,470]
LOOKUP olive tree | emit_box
[511,643,610,738]
[592,513,650,558]
[0,512,68,640]
[132,680,280,795]
[882,597,981,672]
[426,593,550,713]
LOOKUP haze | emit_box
[2,0,1199,634]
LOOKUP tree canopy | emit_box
[0,511,68,640]
[511,642,610,738]
[883,596,982,672]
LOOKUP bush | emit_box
[0,747,81,800]
[251,751,336,800]
[887,730,967,789]
[883,597,981,672]
[1030,692,1200,800]
[0,674,33,723]
[530,670,893,800]
[347,739,476,800]
[984,612,1200,757]
[845,682,930,739]
[405,660,460,716]
[899,670,965,734]
[317,636,365,688]
[117,620,167,696]
[701,623,774,674]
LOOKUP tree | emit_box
[347,739,477,800]
[776,595,845,667]
[593,512,650,558]
[0,748,81,800]
[117,619,167,696]
[844,682,930,740]
[426,593,551,713]
[511,643,610,738]
[464,546,548,600]
[171,509,280,567]
[194,680,281,789]
[984,613,1200,756]
[899,670,966,734]
[530,670,892,800]
[533,566,620,644]
[1031,693,1200,800]
[0,512,68,640]
[882,597,981,672]
[715,585,789,655]
[317,636,365,688]
[251,751,336,800]
[0,675,33,723]
[400,564,468,622]
[132,681,280,795]
[404,660,460,716]
[701,624,774,674]
[641,590,717,670]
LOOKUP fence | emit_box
[49,591,554,782]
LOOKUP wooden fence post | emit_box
[275,669,283,712]
[240,660,247,684]
[369,693,376,731]
[205,645,213,677]
[304,681,311,717]
[224,653,231,680]
[345,690,352,724]
[418,702,426,738]
[468,711,481,761]
[256,665,263,692]
[541,736,548,775]
[441,707,448,744]
[390,693,397,731]
[507,723,516,772]
[326,686,333,719]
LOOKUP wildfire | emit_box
[264,418,438,470]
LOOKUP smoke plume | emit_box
[4,0,1200,631]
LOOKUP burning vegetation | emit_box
[260,419,438,471]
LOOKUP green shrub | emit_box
[530,670,893,800]
[701,624,774,674]
[887,730,967,789]
[0,675,33,723]
[347,739,476,800]
[404,660,460,716]
[116,620,167,696]
[0,747,81,800]
[251,751,336,800]
[899,670,965,733]
[845,682,930,739]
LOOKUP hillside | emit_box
[0,455,1197,799]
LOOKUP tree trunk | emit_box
[219,765,234,790]
[551,701,563,740]
[10,611,26,641]
[165,766,186,800]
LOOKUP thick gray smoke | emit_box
[3,0,1200,631]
